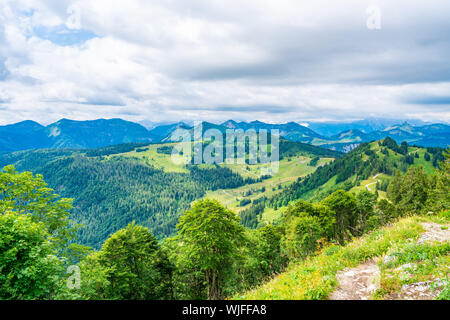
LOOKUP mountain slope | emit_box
[220,120,324,143]
[0,118,158,152]
[238,138,446,227]
[308,118,431,136]
[0,120,50,153]
[46,118,156,148]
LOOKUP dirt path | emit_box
[365,174,381,191]
[329,260,380,300]
[330,222,450,300]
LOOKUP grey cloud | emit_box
[1,1,450,124]
[405,95,450,105]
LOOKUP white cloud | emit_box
[0,0,450,125]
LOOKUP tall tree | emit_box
[175,199,245,300]
[355,190,377,233]
[91,222,173,300]
[322,190,357,244]
[0,165,76,251]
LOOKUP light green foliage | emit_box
[235,217,424,300]
[238,225,287,289]
[0,211,63,299]
[0,165,76,251]
[280,200,335,259]
[1,165,79,299]
[174,199,245,300]
[78,222,173,300]
[284,215,323,258]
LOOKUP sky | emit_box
[0,0,450,126]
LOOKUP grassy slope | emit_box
[206,157,332,213]
[255,141,438,226]
[235,213,449,300]
[109,142,335,216]
[108,142,189,173]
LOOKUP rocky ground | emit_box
[330,222,450,300]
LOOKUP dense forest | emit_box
[0,142,448,300]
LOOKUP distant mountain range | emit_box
[0,118,449,153]
[306,118,432,136]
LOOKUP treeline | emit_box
[188,165,259,190]
[84,142,152,157]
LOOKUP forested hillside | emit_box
[0,139,337,248]
[239,138,446,228]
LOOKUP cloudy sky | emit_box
[1,0,450,126]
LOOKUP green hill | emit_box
[238,138,446,227]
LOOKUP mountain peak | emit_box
[222,120,239,128]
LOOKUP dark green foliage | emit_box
[355,190,377,233]
[309,156,320,166]
[239,198,251,207]
[405,154,415,165]
[171,199,245,300]
[427,147,446,167]
[0,150,254,248]
[189,165,256,190]
[0,212,64,299]
[387,166,431,214]
[85,143,151,157]
[238,225,287,288]
[278,139,342,159]
[322,190,358,244]
[156,146,174,155]
[77,223,173,300]
[382,137,407,155]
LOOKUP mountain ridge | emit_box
[1,118,449,153]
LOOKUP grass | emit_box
[205,157,332,213]
[108,143,190,173]
[373,214,450,299]
[234,215,450,300]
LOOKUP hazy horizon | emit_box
[1,116,447,129]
